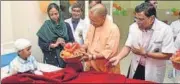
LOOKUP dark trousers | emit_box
[127,64,145,80]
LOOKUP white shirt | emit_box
[175,33,180,50]
[126,18,175,83]
[139,29,154,66]
[173,33,180,83]
[126,18,175,54]
[8,55,38,75]
[170,19,180,38]
[65,18,87,45]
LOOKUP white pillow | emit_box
[37,63,62,72]
[0,63,62,80]
[1,65,11,80]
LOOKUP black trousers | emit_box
[127,64,145,80]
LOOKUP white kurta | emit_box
[65,18,87,45]
[125,18,175,83]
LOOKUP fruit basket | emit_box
[171,50,180,70]
[60,42,84,63]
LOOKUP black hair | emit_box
[47,3,60,16]
[71,2,83,12]
[60,5,65,12]
[145,0,150,2]
[135,2,156,17]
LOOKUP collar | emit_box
[17,56,31,63]
[151,18,158,30]
[142,18,157,32]
[72,18,80,23]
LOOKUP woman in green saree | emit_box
[37,3,74,68]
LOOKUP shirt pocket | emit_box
[152,40,163,52]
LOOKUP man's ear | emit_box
[150,15,155,22]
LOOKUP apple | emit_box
[72,42,80,50]
[64,43,73,49]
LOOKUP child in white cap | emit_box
[8,38,42,75]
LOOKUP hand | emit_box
[108,56,121,66]
[79,47,86,53]
[57,38,65,46]
[170,55,175,61]
[80,56,89,61]
[131,46,146,56]
[34,70,43,75]
[80,53,96,61]
[59,41,65,46]
[50,43,58,48]
[74,49,83,57]
[86,53,95,60]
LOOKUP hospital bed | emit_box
[1,52,62,80]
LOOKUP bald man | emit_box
[89,0,101,9]
[82,4,120,74]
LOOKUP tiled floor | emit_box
[120,53,175,83]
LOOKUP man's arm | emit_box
[108,25,133,65]
[108,46,131,66]
[146,52,172,60]
[117,46,131,60]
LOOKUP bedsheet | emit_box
[1,62,62,80]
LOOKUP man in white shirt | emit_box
[175,33,180,49]
[65,3,87,45]
[170,12,180,40]
[173,33,180,83]
[109,2,175,83]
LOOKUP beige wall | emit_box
[114,1,180,9]
[1,1,47,62]
[1,1,14,54]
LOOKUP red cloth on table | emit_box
[67,71,127,83]
[65,62,83,72]
[2,63,155,83]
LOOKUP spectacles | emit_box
[134,17,150,22]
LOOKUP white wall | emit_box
[1,1,14,54]
[1,1,48,62]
